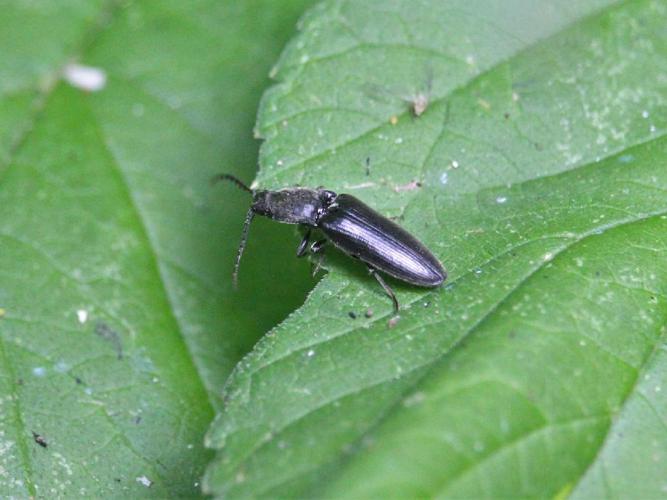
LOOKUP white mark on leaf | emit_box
[63,64,107,92]
[76,309,88,324]
[136,476,153,487]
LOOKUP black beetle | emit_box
[214,174,446,313]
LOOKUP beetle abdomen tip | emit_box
[415,264,446,287]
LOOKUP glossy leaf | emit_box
[205,0,667,497]
[0,0,316,496]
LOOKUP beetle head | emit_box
[212,173,339,288]
[249,190,271,216]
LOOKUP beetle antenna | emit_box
[211,173,253,194]
[232,207,255,288]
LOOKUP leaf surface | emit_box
[205,0,667,497]
[0,0,316,496]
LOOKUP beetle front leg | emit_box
[310,239,326,254]
[367,265,399,314]
[296,228,311,257]
[310,239,327,276]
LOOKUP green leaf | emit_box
[205,0,667,497]
[0,0,317,496]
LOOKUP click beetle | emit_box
[214,174,446,313]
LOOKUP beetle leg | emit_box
[296,229,311,257]
[310,239,327,254]
[367,265,399,313]
[310,239,327,276]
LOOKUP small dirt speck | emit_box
[32,431,48,448]
[388,316,400,328]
